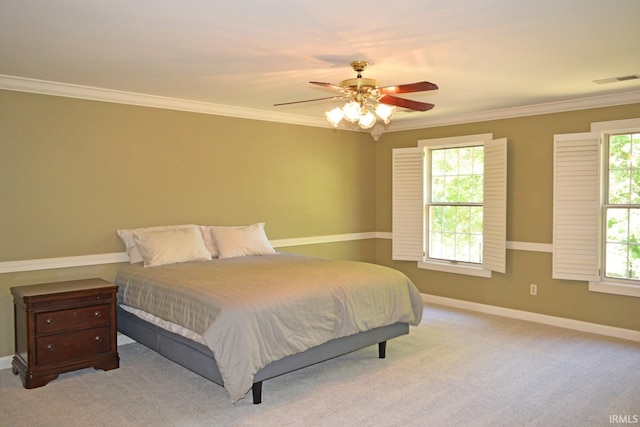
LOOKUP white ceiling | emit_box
[1,0,640,131]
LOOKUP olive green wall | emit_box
[0,89,376,357]
[375,103,640,331]
[1,89,639,359]
[0,90,378,260]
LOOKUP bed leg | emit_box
[252,381,263,404]
[378,341,387,359]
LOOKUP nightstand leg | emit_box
[93,357,120,372]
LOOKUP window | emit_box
[604,132,640,280]
[428,146,484,263]
[392,134,507,278]
[553,118,640,298]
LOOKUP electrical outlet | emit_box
[530,284,537,295]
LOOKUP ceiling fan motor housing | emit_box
[340,77,379,92]
[341,60,379,97]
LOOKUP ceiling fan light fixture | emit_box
[358,110,376,129]
[278,61,438,136]
[325,107,344,127]
[375,103,396,124]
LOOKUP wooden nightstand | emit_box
[11,278,119,388]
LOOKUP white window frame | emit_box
[553,118,640,298]
[392,134,507,278]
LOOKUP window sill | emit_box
[418,260,492,278]
[589,280,640,298]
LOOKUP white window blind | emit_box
[392,147,424,261]
[552,132,601,281]
[483,138,507,273]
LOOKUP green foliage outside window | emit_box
[605,133,640,280]
[428,146,484,263]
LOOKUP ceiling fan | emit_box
[274,61,438,129]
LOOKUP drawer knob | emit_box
[47,344,54,351]
[95,335,102,342]
[46,318,53,324]
[94,311,102,318]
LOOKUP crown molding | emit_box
[0,74,328,128]
[2,74,639,132]
[388,90,640,131]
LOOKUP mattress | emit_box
[119,303,206,344]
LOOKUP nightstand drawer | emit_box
[36,326,112,366]
[32,292,113,310]
[36,304,110,334]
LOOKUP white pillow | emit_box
[199,225,219,258]
[117,224,194,263]
[131,226,212,267]
[209,223,277,259]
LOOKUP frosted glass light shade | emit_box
[375,103,396,124]
[358,110,376,129]
[325,107,344,127]
[342,101,362,123]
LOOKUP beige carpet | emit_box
[1,304,638,427]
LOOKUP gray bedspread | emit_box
[115,253,423,402]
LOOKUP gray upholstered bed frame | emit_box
[117,305,409,404]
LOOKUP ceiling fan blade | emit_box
[309,81,343,91]
[379,95,435,111]
[379,81,438,95]
[274,96,343,107]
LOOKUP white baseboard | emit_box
[423,293,640,342]
[0,355,12,371]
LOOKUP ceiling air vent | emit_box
[593,74,640,84]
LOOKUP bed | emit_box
[113,224,424,404]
